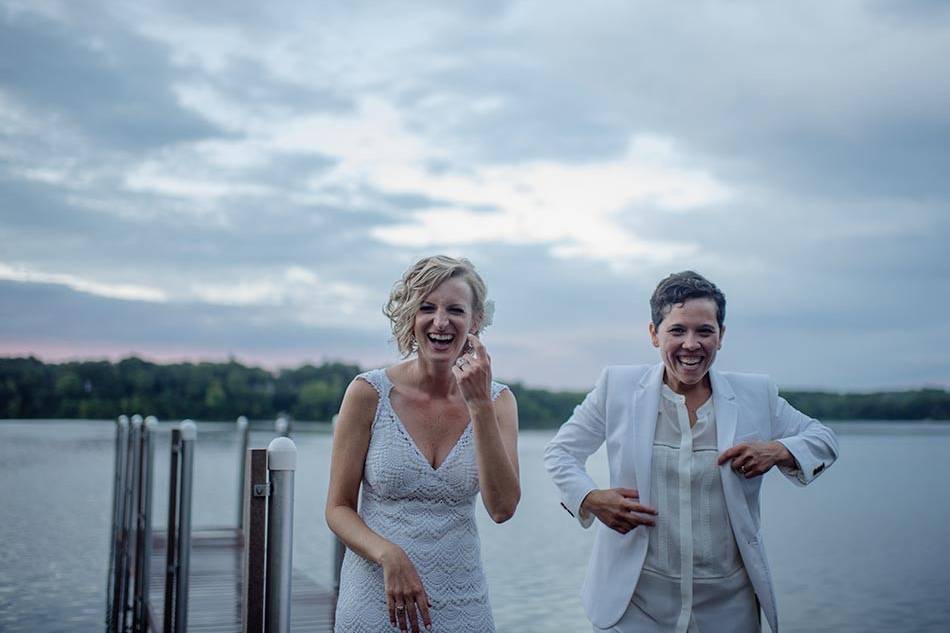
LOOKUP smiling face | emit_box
[413,277,477,363]
[649,297,724,393]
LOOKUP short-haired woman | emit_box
[327,255,520,633]
[545,270,839,633]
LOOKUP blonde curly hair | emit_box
[384,255,490,357]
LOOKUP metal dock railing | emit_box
[105,416,338,633]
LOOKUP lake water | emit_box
[1,421,949,633]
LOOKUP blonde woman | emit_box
[327,255,520,633]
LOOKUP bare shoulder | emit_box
[338,376,380,427]
[493,386,518,426]
[346,376,380,402]
[495,386,517,408]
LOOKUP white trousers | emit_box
[592,568,761,633]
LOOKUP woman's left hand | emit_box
[452,334,493,411]
[718,440,797,478]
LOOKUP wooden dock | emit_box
[107,420,340,633]
[147,529,336,633]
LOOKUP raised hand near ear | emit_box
[452,333,492,412]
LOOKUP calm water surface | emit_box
[1,421,949,632]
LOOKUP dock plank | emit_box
[147,530,335,633]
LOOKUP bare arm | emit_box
[325,378,431,632]
[325,378,388,562]
[454,334,521,523]
[471,389,520,522]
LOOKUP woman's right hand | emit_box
[581,488,658,534]
[380,544,432,632]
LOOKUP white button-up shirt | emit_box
[617,385,760,633]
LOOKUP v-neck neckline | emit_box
[382,368,473,472]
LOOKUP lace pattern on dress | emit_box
[334,368,508,633]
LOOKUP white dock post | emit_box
[265,437,296,633]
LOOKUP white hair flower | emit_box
[481,299,495,329]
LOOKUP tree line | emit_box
[1,356,948,425]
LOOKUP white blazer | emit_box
[544,364,839,632]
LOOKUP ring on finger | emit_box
[395,604,406,613]
[456,357,467,367]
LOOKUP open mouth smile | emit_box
[677,356,704,369]
[426,333,456,349]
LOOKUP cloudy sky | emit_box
[1,0,948,391]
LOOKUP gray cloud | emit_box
[0,11,222,150]
[0,280,390,363]
[0,174,98,231]
[867,0,950,22]
[379,2,950,201]
[1,0,948,391]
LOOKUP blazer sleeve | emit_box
[768,378,840,485]
[544,367,609,528]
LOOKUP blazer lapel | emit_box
[711,369,756,531]
[630,364,663,506]
[710,369,737,452]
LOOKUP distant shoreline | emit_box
[3,419,948,427]
[2,356,948,425]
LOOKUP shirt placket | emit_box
[674,401,694,633]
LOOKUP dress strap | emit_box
[354,368,387,398]
[490,381,509,401]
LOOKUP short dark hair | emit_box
[650,271,726,328]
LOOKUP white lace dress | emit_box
[334,368,508,632]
